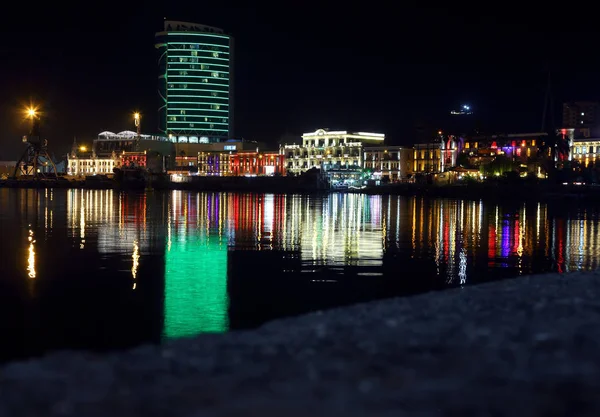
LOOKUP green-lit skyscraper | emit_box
[156,21,234,143]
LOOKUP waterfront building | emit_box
[95,131,168,154]
[197,150,285,176]
[174,139,259,159]
[229,151,285,176]
[176,139,264,175]
[282,129,385,175]
[197,152,231,176]
[412,142,442,173]
[121,152,147,169]
[570,138,600,167]
[156,21,234,143]
[67,150,120,176]
[363,146,412,181]
[67,131,173,175]
[411,134,462,174]
[462,132,545,165]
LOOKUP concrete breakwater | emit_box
[2,270,600,416]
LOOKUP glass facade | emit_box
[156,21,234,142]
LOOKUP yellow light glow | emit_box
[132,239,140,288]
[80,146,87,152]
[134,112,140,120]
[27,230,35,279]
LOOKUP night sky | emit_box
[0,3,596,159]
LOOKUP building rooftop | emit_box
[302,129,385,139]
[162,20,225,34]
[97,131,168,141]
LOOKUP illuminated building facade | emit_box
[197,152,231,175]
[95,131,168,154]
[156,21,234,143]
[67,150,120,176]
[121,152,147,168]
[363,146,411,181]
[282,129,385,175]
[570,138,600,167]
[462,133,545,165]
[412,143,442,173]
[67,131,173,175]
[229,151,285,176]
[197,150,285,176]
[412,135,462,175]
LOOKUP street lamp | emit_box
[80,146,87,152]
[133,112,141,152]
[24,106,41,139]
[134,112,141,136]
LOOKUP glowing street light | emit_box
[133,112,141,151]
[79,146,87,152]
[27,108,37,118]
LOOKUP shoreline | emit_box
[1,178,600,202]
[2,270,600,415]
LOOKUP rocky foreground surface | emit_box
[2,271,600,416]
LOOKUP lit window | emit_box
[211,72,219,78]
[212,52,219,58]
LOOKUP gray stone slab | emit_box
[3,271,600,416]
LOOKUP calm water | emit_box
[1,188,599,361]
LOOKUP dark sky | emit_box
[0,3,597,159]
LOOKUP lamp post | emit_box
[134,112,141,151]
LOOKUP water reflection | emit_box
[3,189,600,359]
[27,228,35,279]
[163,192,229,337]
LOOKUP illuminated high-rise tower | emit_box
[156,21,234,143]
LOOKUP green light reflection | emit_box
[163,230,229,339]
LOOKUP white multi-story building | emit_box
[67,151,120,176]
[363,146,412,181]
[282,129,385,175]
[570,138,600,167]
